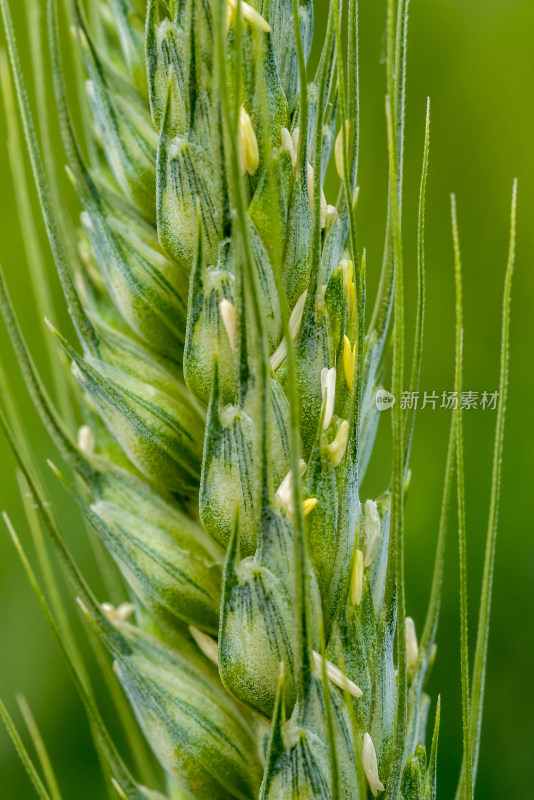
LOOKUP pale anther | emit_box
[275,460,307,517]
[190,626,219,665]
[362,732,385,796]
[280,126,297,169]
[325,204,337,226]
[238,106,259,176]
[320,367,337,430]
[220,298,237,351]
[77,424,95,456]
[362,499,381,567]
[312,650,363,698]
[227,0,271,32]
[270,290,307,370]
[101,602,135,624]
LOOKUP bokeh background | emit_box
[1,0,533,797]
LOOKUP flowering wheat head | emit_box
[0,0,517,798]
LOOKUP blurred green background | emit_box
[0,0,532,797]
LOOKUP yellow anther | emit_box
[226,4,234,32]
[339,257,357,321]
[303,497,318,517]
[238,106,260,176]
[327,420,350,467]
[343,334,358,392]
[335,121,350,180]
[343,335,354,390]
[220,298,237,351]
[226,0,271,32]
[340,258,354,287]
[350,549,364,606]
[348,281,356,322]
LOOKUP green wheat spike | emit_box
[0,0,517,798]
